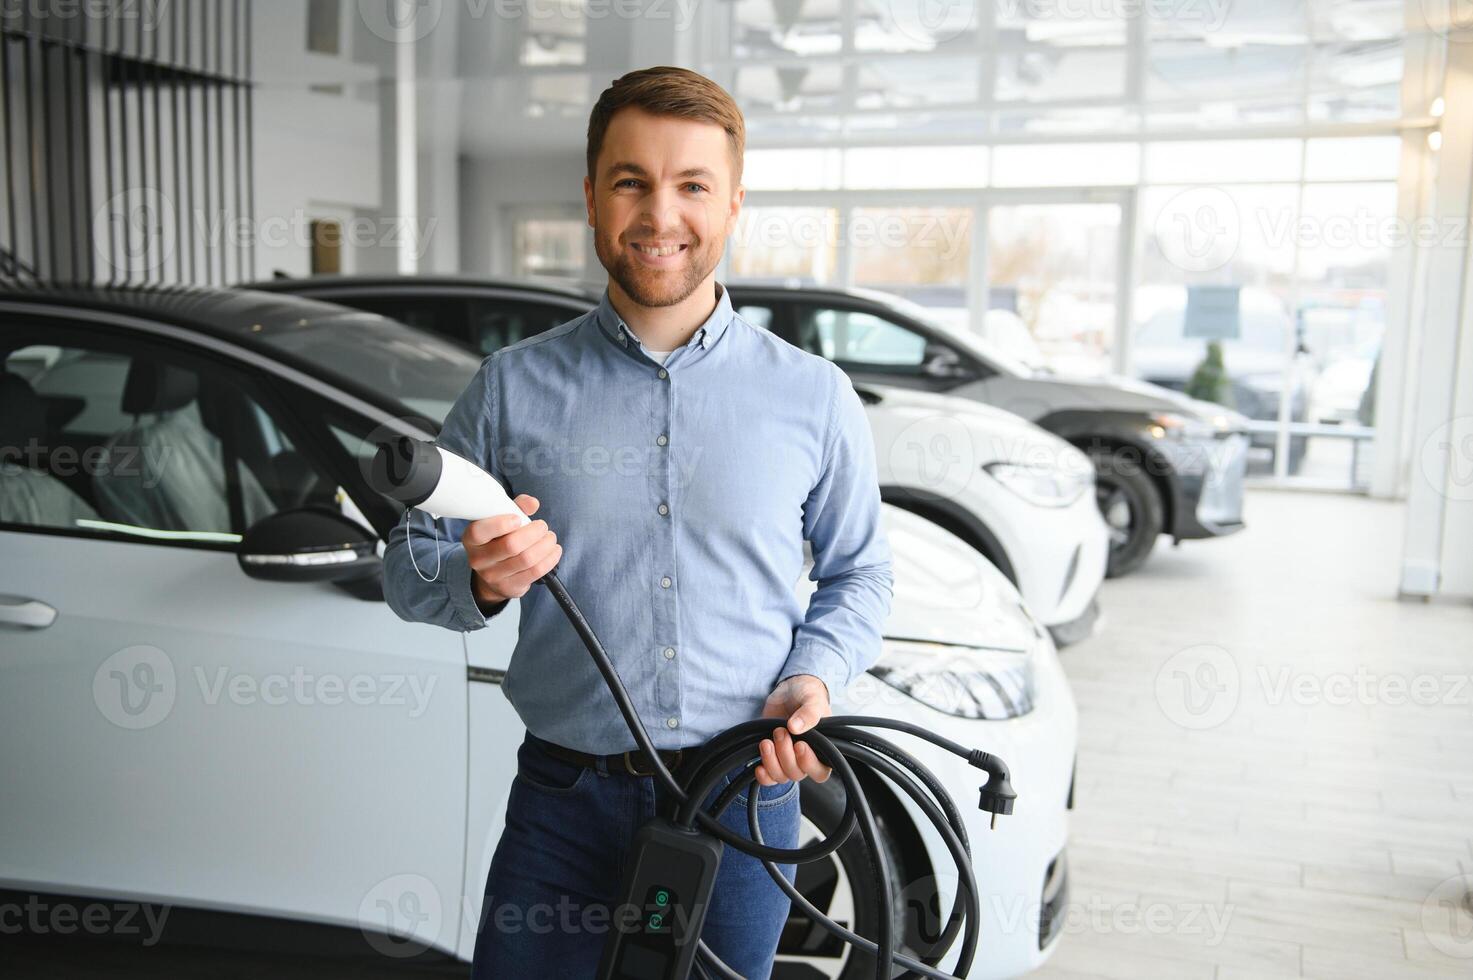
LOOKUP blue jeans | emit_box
[471,732,802,979]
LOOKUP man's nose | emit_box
[638,186,685,233]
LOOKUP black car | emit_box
[245,275,1249,576]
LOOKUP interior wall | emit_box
[459,154,589,276]
[250,2,384,279]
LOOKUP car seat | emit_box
[0,371,100,527]
[91,359,272,533]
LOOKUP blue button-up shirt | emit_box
[382,283,893,754]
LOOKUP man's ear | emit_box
[583,175,596,228]
[728,183,745,230]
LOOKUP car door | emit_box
[0,312,468,956]
[315,392,529,962]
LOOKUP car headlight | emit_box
[983,462,1091,507]
[868,637,1038,720]
[1147,412,1219,441]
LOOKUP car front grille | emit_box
[1197,433,1248,526]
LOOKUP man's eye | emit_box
[615,178,640,188]
[684,183,708,194]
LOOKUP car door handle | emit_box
[0,596,58,630]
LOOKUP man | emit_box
[383,66,892,978]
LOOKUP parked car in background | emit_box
[858,383,1106,645]
[0,282,1076,979]
[721,283,1249,577]
[245,274,1110,635]
[1311,338,1379,426]
[1130,285,1313,473]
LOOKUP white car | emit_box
[0,285,1076,978]
[860,381,1109,645]
[790,506,1077,979]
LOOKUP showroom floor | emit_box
[1037,488,1473,980]
[5,490,1470,979]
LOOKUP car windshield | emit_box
[251,310,481,424]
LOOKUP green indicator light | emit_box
[648,913,663,929]
[655,890,670,906]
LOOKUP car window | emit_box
[335,295,469,347]
[1,334,341,544]
[468,299,580,354]
[793,306,928,369]
[736,304,775,331]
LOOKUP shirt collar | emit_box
[594,282,734,354]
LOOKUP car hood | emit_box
[797,504,1037,654]
[858,382,1091,474]
[1020,370,1222,418]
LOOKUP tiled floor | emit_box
[1036,488,1473,979]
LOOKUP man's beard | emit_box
[593,222,721,308]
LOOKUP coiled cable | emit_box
[539,570,1016,980]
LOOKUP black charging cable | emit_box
[539,570,1017,980]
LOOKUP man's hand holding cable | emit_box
[754,674,833,786]
[463,494,563,612]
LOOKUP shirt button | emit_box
[656,434,668,447]
[658,368,668,380]
[657,503,669,517]
[663,647,676,660]
[666,717,679,729]
[660,576,672,589]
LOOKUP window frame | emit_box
[784,298,994,384]
[0,309,389,552]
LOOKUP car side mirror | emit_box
[238,507,381,584]
[921,343,971,379]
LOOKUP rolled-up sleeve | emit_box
[382,352,509,632]
[780,367,894,699]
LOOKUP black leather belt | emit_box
[533,735,688,778]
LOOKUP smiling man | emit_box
[383,67,892,978]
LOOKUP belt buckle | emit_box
[623,748,680,777]
[622,749,651,777]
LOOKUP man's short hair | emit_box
[586,67,746,187]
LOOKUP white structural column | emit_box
[1372,16,1444,499]
[418,1,461,274]
[394,0,418,274]
[1399,26,1473,599]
